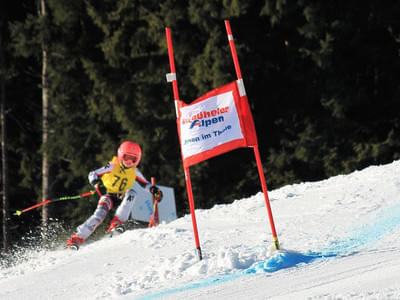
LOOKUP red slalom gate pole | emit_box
[184,168,202,260]
[148,177,160,227]
[224,20,243,80]
[165,28,180,114]
[166,27,203,260]
[253,146,280,249]
[224,20,280,250]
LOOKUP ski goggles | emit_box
[122,154,138,164]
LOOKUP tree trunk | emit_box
[0,8,9,251]
[40,0,49,246]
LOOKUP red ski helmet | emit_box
[117,141,142,168]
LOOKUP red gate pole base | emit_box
[272,237,280,251]
[196,247,202,261]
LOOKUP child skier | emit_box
[66,141,162,249]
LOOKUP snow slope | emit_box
[1,160,400,299]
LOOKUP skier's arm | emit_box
[135,169,151,190]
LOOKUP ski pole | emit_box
[14,190,95,216]
[148,177,161,227]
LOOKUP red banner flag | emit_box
[177,81,257,167]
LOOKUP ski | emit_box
[108,226,125,238]
[67,244,79,251]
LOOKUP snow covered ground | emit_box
[1,160,400,299]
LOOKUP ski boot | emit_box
[65,233,84,250]
[107,216,125,237]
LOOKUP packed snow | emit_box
[1,160,400,299]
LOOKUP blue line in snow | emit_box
[322,203,400,256]
[134,273,243,300]
[134,203,400,299]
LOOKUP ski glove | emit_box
[150,185,163,202]
[88,172,99,187]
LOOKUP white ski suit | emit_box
[75,156,152,240]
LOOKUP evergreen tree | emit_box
[0,0,10,251]
[3,1,400,250]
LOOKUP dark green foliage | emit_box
[2,0,400,248]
